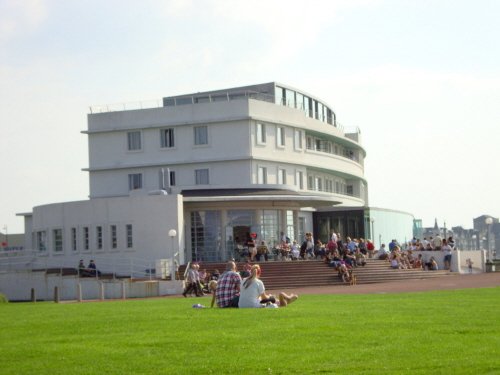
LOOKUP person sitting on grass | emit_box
[208,280,218,308]
[215,261,242,308]
[238,264,298,308]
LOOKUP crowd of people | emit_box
[184,231,459,299]
[321,232,457,280]
[182,261,298,309]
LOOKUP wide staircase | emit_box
[179,259,453,290]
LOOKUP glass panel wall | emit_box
[261,210,280,247]
[274,85,337,126]
[190,211,222,262]
[285,89,296,108]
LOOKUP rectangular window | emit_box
[160,128,175,148]
[195,169,209,185]
[256,123,266,144]
[296,171,304,190]
[335,181,340,193]
[294,130,303,150]
[326,179,333,193]
[306,137,313,150]
[126,224,133,248]
[53,229,63,252]
[96,226,103,250]
[296,93,304,111]
[169,171,176,186]
[315,177,322,191]
[285,89,296,108]
[277,126,285,147]
[194,126,208,145]
[71,228,77,251]
[36,231,47,252]
[83,227,89,250]
[347,185,354,196]
[258,167,267,184]
[110,225,117,249]
[275,86,286,106]
[278,168,286,185]
[308,175,313,190]
[127,131,142,151]
[128,173,142,190]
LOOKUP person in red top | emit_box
[366,240,375,258]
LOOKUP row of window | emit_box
[256,123,302,149]
[129,165,353,194]
[128,169,209,190]
[256,123,358,162]
[256,166,354,195]
[127,126,208,151]
[35,224,134,253]
[128,122,358,166]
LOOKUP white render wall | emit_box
[0,271,184,301]
[86,97,367,204]
[29,194,185,266]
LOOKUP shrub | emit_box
[0,293,8,303]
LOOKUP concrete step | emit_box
[178,259,454,290]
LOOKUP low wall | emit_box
[0,270,183,301]
[411,250,486,274]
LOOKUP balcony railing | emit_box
[306,145,360,163]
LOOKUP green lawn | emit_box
[1,287,499,375]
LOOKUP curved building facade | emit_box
[23,83,368,265]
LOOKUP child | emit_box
[208,280,218,308]
[466,258,473,274]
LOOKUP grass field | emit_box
[1,287,499,375]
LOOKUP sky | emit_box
[1,0,499,234]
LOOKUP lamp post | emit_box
[168,229,177,280]
[370,218,375,247]
[2,225,7,249]
[485,217,493,261]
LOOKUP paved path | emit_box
[267,273,500,295]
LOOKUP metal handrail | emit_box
[0,253,162,280]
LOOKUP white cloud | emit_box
[0,0,47,45]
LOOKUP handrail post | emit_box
[54,286,59,303]
[77,283,83,302]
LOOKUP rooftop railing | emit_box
[88,90,360,136]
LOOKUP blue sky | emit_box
[1,0,499,233]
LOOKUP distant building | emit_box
[473,215,499,258]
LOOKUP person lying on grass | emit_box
[238,264,298,308]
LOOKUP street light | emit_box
[168,229,177,279]
[485,217,493,261]
[2,225,7,249]
[370,218,375,247]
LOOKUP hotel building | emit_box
[20,82,373,268]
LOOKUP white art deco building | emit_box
[21,83,368,268]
